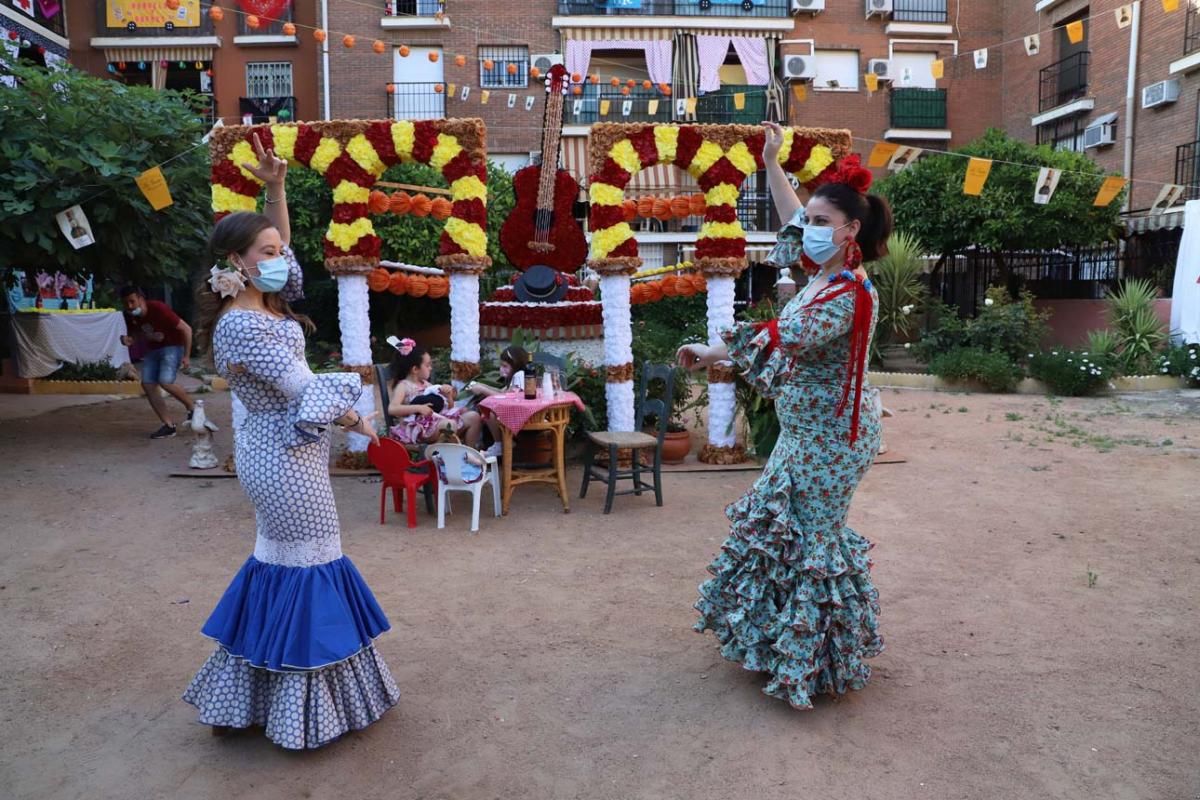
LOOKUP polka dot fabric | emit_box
[183,304,400,748]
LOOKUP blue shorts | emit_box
[141,345,183,385]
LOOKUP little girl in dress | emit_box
[387,339,483,447]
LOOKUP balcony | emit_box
[1039,51,1088,113]
[387,82,446,120]
[892,0,948,23]
[1187,2,1200,57]
[382,0,451,29]
[563,83,767,126]
[93,0,215,38]
[889,88,946,129]
[239,96,297,124]
[1176,140,1200,202]
[554,0,791,19]
[235,4,298,43]
[695,84,766,124]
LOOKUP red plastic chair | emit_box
[367,438,438,529]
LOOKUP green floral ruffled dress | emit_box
[694,272,884,709]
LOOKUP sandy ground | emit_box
[1,387,1198,800]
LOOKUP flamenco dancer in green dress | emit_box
[678,122,893,709]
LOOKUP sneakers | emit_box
[150,423,177,439]
[483,442,503,459]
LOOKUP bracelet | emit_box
[264,193,282,205]
[336,413,361,430]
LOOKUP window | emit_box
[889,52,938,89]
[1037,117,1085,152]
[479,46,529,89]
[246,62,293,98]
[813,50,859,92]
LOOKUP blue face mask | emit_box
[248,255,289,293]
[802,222,851,266]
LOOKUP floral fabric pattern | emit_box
[694,283,883,709]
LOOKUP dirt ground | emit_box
[1,387,1197,800]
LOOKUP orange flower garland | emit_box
[630,271,707,305]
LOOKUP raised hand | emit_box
[761,121,785,164]
[240,132,287,188]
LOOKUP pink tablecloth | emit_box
[479,391,586,434]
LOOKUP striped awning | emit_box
[559,26,775,42]
[100,45,214,62]
[1124,207,1186,234]
[561,133,698,195]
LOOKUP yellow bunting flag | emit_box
[963,158,992,196]
[931,59,944,79]
[480,90,490,104]
[792,83,807,103]
[865,73,879,92]
[685,96,698,115]
[1162,0,1180,11]
[448,83,456,96]
[1093,176,1127,206]
[733,92,746,110]
[647,99,659,115]
[599,99,610,117]
[1066,20,1084,44]
[868,142,900,168]
[136,166,173,211]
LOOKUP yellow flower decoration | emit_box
[704,184,740,208]
[608,139,641,176]
[653,125,679,165]
[325,218,375,252]
[776,128,794,168]
[795,144,834,184]
[699,220,746,240]
[688,140,725,177]
[391,121,415,161]
[450,175,487,203]
[310,137,342,175]
[346,134,386,177]
[270,125,299,164]
[725,142,758,177]
[589,182,624,207]
[230,141,265,184]
[444,218,487,257]
[332,180,371,205]
[634,260,695,280]
[430,133,464,172]
[212,184,258,214]
[590,223,634,259]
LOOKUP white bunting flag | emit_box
[572,98,583,115]
[1033,167,1061,205]
[675,98,688,116]
[974,49,989,69]
[888,146,922,172]
[508,93,517,108]
[1151,184,1185,214]
[525,96,536,111]
[621,99,633,116]
[460,86,470,101]
[1024,34,1040,56]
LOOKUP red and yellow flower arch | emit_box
[209,119,491,274]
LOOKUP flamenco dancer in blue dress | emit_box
[679,122,893,710]
[183,135,400,748]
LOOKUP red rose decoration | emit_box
[849,167,873,193]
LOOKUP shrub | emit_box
[928,347,1022,392]
[911,299,968,363]
[1157,341,1200,387]
[1028,350,1116,396]
[1106,278,1167,376]
[1084,329,1121,361]
[51,359,122,381]
[913,289,1047,367]
[871,230,928,360]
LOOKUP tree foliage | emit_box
[874,128,1122,257]
[0,55,210,285]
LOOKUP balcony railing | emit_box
[563,84,769,125]
[239,96,297,124]
[1039,51,1089,113]
[889,88,947,129]
[555,0,790,19]
[7,0,65,35]
[1186,2,1200,56]
[384,0,444,16]
[1176,140,1200,202]
[387,82,446,120]
[237,4,295,36]
[94,0,215,37]
[893,0,948,23]
[695,84,766,125]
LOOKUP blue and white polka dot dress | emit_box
[183,286,400,749]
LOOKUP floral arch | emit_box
[585,123,852,462]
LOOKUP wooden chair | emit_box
[579,362,675,514]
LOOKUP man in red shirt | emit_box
[120,286,195,439]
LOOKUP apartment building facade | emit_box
[2,0,70,68]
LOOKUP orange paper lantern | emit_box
[313,28,326,42]
[426,276,449,299]
[652,197,672,221]
[660,275,679,297]
[626,79,636,88]
[571,72,582,83]
[409,193,432,217]
[620,86,630,96]
[373,40,386,54]
[636,196,655,218]
[368,268,391,293]
[386,83,396,94]
[507,63,518,75]
[390,191,411,215]
[609,77,620,87]
[368,190,391,215]
[621,199,637,222]
[588,74,599,84]
[483,59,494,70]
[342,34,356,48]
[670,195,691,218]
[530,67,542,79]
[399,45,410,57]
[428,51,439,62]
[572,85,582,95]
[430,197,452,220]
[407,275,430,298]
[246,14,260,28]
[281,21,296,35]
[433,83,444,94]
[688,193,706,216]
[455,54,466,67]
[208,5,223,20]
[388,272,408,295]
[660,83,672,95]
[642,79,652,90]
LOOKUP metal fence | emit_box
[889,88,947,129]
[555,0,791,18]
[1038,51,1089,113]
[893,0,948,23]
[564,85,673,125]
[1186,1,1200,56]
[384,0,444,15]
[387,82,446,120]
[1178,139,1200,201]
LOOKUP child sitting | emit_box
[387,339,484,448]
[464,345,530,459]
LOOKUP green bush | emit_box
[871,230,928,361]
[915,289,1048,367]
[1028,350,1116,396]
[1157,341,1200,387]
[928,347,1022,392]
[52,359,122,381]
[1106,278,1167,376]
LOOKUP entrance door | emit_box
[392,46,444,120]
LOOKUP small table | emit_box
[479,391,585,515]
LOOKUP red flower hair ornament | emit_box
[806,154,873,194]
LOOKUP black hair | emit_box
[119,285,143,299]
[812,183,894,262]
[499,345,530,372]
[389,343,432,389]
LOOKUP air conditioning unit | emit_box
[867,59,892,81]
[791,0,825,13]
[780,54,816,81]
[1141,79,1180,109]
[1082,119,1116,149]
[530,53,564,73]
[865,0,893,18]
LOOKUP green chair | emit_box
[580,362,675,514]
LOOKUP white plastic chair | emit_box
[427,443,501,533]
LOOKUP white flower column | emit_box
[448,271,481,389]
[335,273,377,453]
[600,273,635,431]
[698,272,746,464]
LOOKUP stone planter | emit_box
[30,379,142,396]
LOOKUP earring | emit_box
[844,240,863,272]
[799,253,822,277]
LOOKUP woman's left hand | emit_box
[242,132,287,189]
[352,411,380,446]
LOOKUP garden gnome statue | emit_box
[188,399,220,469]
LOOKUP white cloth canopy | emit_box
[10,311,130,378]
[1169,199,1200,344]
